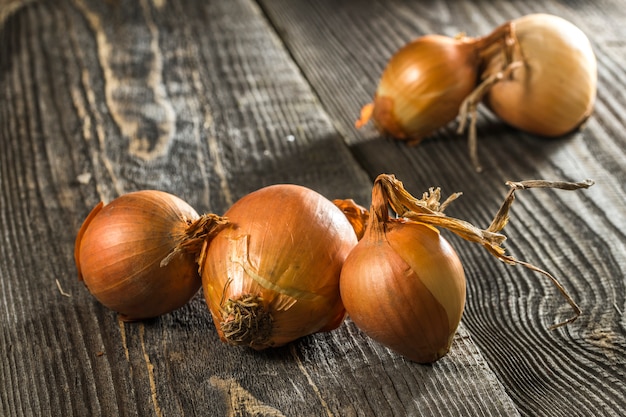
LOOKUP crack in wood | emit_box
[68,13,124,198]
[74,0,176,161]
[118,317,130,362]
[290,344,335,417]
[140,323,164,417]
[210,376,286,417]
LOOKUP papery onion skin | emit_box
[75,190,202,321]
[482,14,597,137]
[357,35,481,142]
[340,220,466,363]
[333,198,369,240]
[201,184,358,350]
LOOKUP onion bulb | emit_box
[200,184,358,349]
[341,218,466,363]
[356,34,482,143]
[340,179,466,363]
[340,175,593,363]
[457,14,597,169]
[75,190,227,321]
[478,14,597,137]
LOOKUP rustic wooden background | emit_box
[1,0,624,416]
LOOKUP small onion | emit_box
[200,184,358,349]
[75,190,227,321]
[340,180,466,363]
[356,35,482,142]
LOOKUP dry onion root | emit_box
[357,14,597,171]
[340,174,593,363]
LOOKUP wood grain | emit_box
[0,1,529,416]
[258,0,626,416]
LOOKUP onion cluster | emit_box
[74,186,360,346]
[75,176,591,363]
[356,14,597,170]
[74,12,597,361]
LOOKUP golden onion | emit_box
[341,218,466,363]
[479,13,597,137]
[200,184,358,349]
[340,175,593,363]
[356,35,482,143]
[75,190,227,321]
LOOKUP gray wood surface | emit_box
[1,0,624,416]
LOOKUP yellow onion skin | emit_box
[340,220,466,363]
[360,35,480,141]
[75,190,202,321]
[201,184,358,350]
[483,14,597,137]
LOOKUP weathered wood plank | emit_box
[0,0,522,416]
[257,0,626,416]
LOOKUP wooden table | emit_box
[1,0,624,416]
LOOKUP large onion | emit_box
[200,184,358,349]
[340,177,466,363]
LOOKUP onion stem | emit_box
[162,213,229,269]
[373,174,594,329]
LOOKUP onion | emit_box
[75,190,227,321]
[356,35,482,143]
[341,216,466,363]
[340,177,466,363]
[458,14,598,169]
[340,175,593,362]
[200,184,358,349]
[479,14,597,137]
